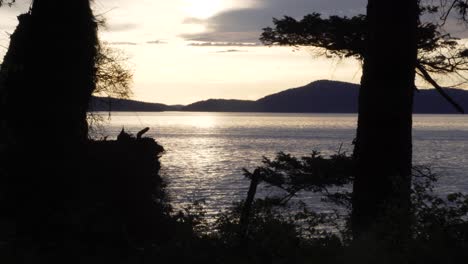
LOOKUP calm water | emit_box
[92,112,468,215]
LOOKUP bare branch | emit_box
[439,0,468,22]
[440,0,458,24]
[416,62,465,113]
[93,43,133,99]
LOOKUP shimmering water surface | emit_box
[93,112,468,214]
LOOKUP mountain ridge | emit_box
[90,80,468,114]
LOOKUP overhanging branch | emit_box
[416,62,465,114]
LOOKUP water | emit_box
[92,112,468,215]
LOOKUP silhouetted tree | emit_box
[0,0,99,248]
[261,1,467,241]
[352,0,418,242]
[261,10,467,113]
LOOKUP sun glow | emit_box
[182,0,225,19]
[189,115,217,128]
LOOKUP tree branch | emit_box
[416,62,465,113]
[440,0,458,25]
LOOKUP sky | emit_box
[0,0,466,105]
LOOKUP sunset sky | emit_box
[0,0,466,104]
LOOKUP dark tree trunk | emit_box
[3,0,97,147]
[29,0,98,142]
[352,0,419,241]
[0,0,98,244]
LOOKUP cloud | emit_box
[182,0,367,43]
[146,40,168,45]
[215,49,247,53]
[182,17,206,24]
[104,40,170,47]
[103,22,139,32]
[188,42,259,47]
[182,31,262,43]
[105,41,138,46]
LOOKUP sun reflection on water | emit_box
[92,113,468,216]
[188,115,217,128]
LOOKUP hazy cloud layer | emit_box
[188,42,259,47]
[104,40,169,46]
[146,40,168,45]
[215,49,247,53]
[103,22,140,32]
[182,31,262,43]
[183,0,367,42]
[106,41,138,46]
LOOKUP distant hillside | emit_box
[183,99,257,112]
[182,80,468,114]
[413,88,468,113]
[90,80,468,114]
[89,96,182,112]
[255,80,359,113]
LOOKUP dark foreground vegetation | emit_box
[1,0,468,263]
[2,134,468,264]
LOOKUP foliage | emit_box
[94,43,133,99]
[4,142,467,263]
[213,199,343,263]
[161,149,466,263]
[260,5,468,112]
[218,199,342,240]
[173,200,211,236]
[229,151,468,262]
[411,166,468,244]
[261,14,366,59]
[260,11,468,72]
[244,151,353,206]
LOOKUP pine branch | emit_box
[416,62,465,114]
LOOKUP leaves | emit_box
[244,151,354,206]
[261,8,468,112]
[261,14,366,59]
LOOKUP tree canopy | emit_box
[261,5,468,113]
[261,0,468,241]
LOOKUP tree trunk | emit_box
[1,0,98,244]
[29,0,98,142]
[352,0,419,241]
